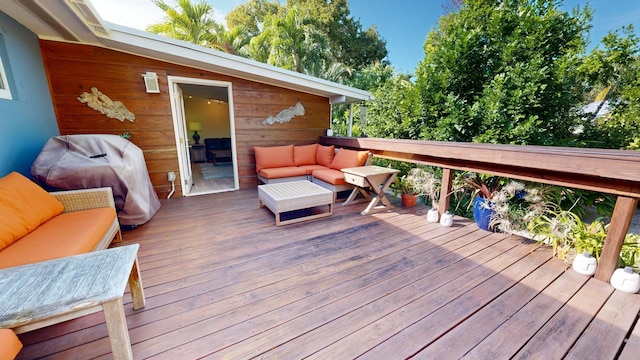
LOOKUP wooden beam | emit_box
[439,168,453,216]
[595,197,638,281]
[320,137,640,198]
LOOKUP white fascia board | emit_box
[103,23,373,104]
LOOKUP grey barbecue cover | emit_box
[31,134,161,225]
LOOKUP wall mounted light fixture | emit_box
[142,72,160,93]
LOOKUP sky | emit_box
[91,0,640,74]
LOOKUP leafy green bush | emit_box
[527,209,640,270]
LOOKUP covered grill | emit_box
[31,134,161,226]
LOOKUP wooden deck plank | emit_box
[149,224,501,359]
[462,269,591,359]
[13,189,639,360]
[245,233,514,360]
[514,278,614,358]
[130,218,455,358]
[350,244,551,360]
[221,232,529,357]
[619,308,640,360]
[566,289,640,359]
[24,214,418,358]
[24,212,454,358]
[418,254,569,359]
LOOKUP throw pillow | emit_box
[253,144,294,172]
[294,143,318,166]
[316,145,335,166]
[329,148,370,170]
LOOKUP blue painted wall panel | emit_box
[0,11,59,178]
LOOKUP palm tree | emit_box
[305,61,352,82]
[262,7,330,73]
[147,0,218,47]
[209,25,251,56]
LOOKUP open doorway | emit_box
[167,76,238,196]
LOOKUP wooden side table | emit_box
[0,245,145,360]
[190,144,206,163]
[341,165,400,215]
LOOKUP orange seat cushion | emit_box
[0,329,22,360]
[254,145,294,172]
[259,167,307,179]
[0,207,117,269]
[298,164,329,175]
[294,144,318,166]
[0,172,64,250]
[312,169,348,185]
[329,149,369,170]
[316,145,335,166]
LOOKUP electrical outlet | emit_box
[168,171,176,181]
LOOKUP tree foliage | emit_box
[415,0,592,145]
[225,0,284,36]
[364,74,424,139]
[257,7,331,74]
[227,0,388,75]
[578,25,640,149]
[288,0,388,70]
[147,0,219,46]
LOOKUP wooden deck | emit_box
[15,189,640,359]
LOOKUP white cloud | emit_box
[89,0,229,30]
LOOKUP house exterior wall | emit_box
[39,40,330,198]
[0,12,59,178]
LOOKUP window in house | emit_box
[0,35,12,100]
[0,55,11,100]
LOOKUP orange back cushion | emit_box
[294,144,318,166]
[0,205,27,251]
[0,172,64,250]
[316,145,335,166]
[253,145,294,172]
[329,149,370,170]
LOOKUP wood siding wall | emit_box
[39,40,330,198]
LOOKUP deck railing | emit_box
[320,136,640,282]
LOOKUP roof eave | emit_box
[101,23,373,104]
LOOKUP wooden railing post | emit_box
[595,196,638,281]
[438,168,453,216]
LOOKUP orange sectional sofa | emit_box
[0,172,123,358]
[0,172,122,269]
[253,144,370,199]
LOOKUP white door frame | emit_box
[167,76,239,196]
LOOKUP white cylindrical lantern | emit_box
[326,129,334,136]
[572,252,597,276]
[440,211,453,227]
[610,267,640,293]
[426,208,439,223]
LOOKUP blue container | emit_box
[473,196,493,231]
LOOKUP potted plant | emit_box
[460,172,504,231]
[461,172,538,232]
[392,168,440,208]
[393,176,420,207]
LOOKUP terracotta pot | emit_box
[401,193,418,207]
